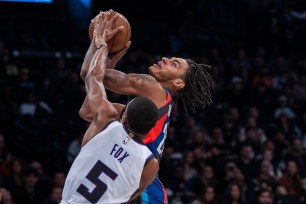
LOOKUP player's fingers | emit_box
[119,41,131,54]
[125,41,131,49]
[105,10,111,21]
[94,11,103,22]
[101,12,106,21]
[99,12,105,24]
[105,26,123,39]
[101,29,108,40]
[113,26,124,34]
[94,14,101,26]
[110,13,119,24]
[92,16,98,25]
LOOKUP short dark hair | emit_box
[127,96,158,135]
[23,167,39,178]
[258,188,272,198]
[177,59,214,112]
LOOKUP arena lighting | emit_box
[0,0,53,3]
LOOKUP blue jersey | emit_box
[143,88,173,160]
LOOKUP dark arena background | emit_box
[1,0,306,203]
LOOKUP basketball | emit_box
[88,11,131,54]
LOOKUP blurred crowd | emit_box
[1,0,306,204]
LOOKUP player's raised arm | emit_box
[81,43,115,147]
[81,16,121,147]
[79,10,124,121]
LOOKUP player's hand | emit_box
[106,41,131,69]
[93,10,123,49]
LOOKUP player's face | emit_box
[148,57,189,84]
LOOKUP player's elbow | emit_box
[80,67,86,80]
[93,109,107,126]
[79,107,93,122]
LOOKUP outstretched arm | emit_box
[81,69,166,122]
[81,13,121,147]
[104,69,166,107]
[81,42,117,147]
[79,10,123,122]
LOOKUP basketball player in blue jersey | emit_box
[79,10,214,204]
[61,13,159,204]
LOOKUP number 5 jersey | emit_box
[61,121,154,204]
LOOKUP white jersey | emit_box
[61,121,154,204]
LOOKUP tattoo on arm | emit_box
[105,70,158,88]
[104,70,129,84]
[129,74,158,87]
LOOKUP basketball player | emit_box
[80,10,214,204]
[61,14,159,204]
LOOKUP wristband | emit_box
[97,44,108,49]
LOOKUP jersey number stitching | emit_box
[77,160,118,203]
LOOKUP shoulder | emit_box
[145,157,159,172]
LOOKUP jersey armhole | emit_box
[101,119,117,132]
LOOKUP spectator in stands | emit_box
[42,186,63,204]
[186,165,218,196]
[277,160,304,201]
[256,149,282,179]
[4,158,24,193]
[30,160,52,199]
[257,189,274,204]
[236,143,258,182]
[0,187,14,204]
[13,168,46,204]
[274,96,295,120]
[52,171,66,188]
[190,185,219,204]
[221,182,247,204]
[182,151,198,181]
[252,160,277,195]
[283,138,306,178]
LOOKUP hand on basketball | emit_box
[92,10,124,49]
[106,41,131,69]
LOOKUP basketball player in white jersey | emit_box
[61,13,159,204]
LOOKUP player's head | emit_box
[148,57,214,112]
[122,96,158,135]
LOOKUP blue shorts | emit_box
[141,176,167,204]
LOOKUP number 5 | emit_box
[77,160,118,203]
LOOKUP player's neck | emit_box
[160,83,176,95]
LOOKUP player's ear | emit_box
[122,116,128,125]
[172,79,185,90]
